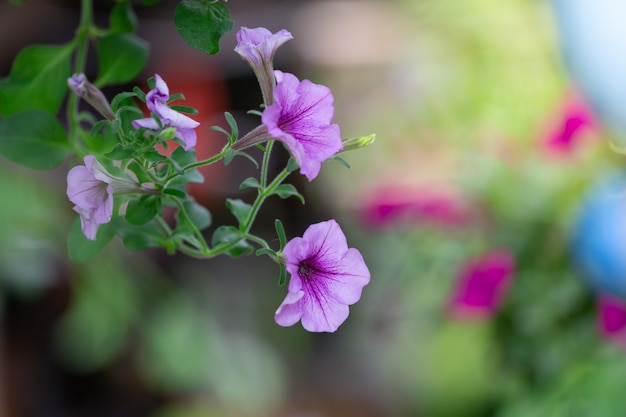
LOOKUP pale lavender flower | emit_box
[234,26,293,105]
[132,74,200,150]
[66,155,114,240]
[233,71,343,181]
[275,219,370,332]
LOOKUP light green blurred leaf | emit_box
[0,110,69,169]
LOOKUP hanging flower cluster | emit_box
[64,26,373,333]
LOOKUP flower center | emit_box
[298,260,314,281]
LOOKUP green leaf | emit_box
[118,222,164,250]
[211,226,252,257]
[110,91,138,113]
[0,43,73,116]
[125,195,160,225]
[331,156,351,169]
[163,188,186,199]
[226,198,252,227]
[278,263,287,286]
[211,225,242,246]
[67,218,117,262]
[272,184,305,204]
[109,0,138,34]
[169,105,198,115]
[96,33,148,86]
[255,248,276,257]
[178,199,212,231]
[224,111,238,142]
[286,157,299,172]
[274,219,286,249]
[106,144,135,160]
[0,109,69,169]
[174,0,233,55]
[239,177,260,190]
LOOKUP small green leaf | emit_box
[119,222,164,250]
[239,177,260,190]
[163,188,187,199]
[286,157,299,172]
[96,33,148,86]
[171,146,196,166]
[144,149,167,163]
[211,226,252,257]
[211,225,242,246]
[256,248,276,258]
[226,198,252,227]
[170,105,198,115]
[224,111,238,142]
[331,156,351,169]
[272,184,305,204]
[278,263,287,286]
[0,109,69,169]
[111,91,138,112]
[125,195,160,225]
[174,0,233,55]
[0,43,73,115]
[177,199,212,231]
[109,0,138,34]
[67,218,117,262]
[274,219,286,249]
[106,144,135,160]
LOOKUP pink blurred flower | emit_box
[359,185,473,229]
[597,293,626,347]
[541,93,598,155]
[449,250,515,319]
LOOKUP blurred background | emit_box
[3,0,626,415]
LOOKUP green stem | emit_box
[242,166,290,235]
[171,196,210,252]
[67,0,93,154]
[162,145,231,186]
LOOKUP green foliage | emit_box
[174,0,233,55]
[0,43,73,115]
[176,198,212,231]
[272,183,305,204]
[55,258,140,372]
[0,110,69,169]
[226,198,252,228]
[96,33,149,86]
[126,195,161,225]
[109,0,138,34]
[212,225,253,257]
[138,294,211,391]
[67,218,118,262]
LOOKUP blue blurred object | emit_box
[571,173,626,298]
[551,0,626,143]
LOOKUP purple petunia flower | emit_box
[234,26,293,106]
[275,219,370,332]
[265,71,343,181]
[132,74,200,150]
[233,71,343,181]
[449,250,515,319]
[66,155,115,240]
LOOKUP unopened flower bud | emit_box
[339,133,376,154]
[68,73,115,121]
